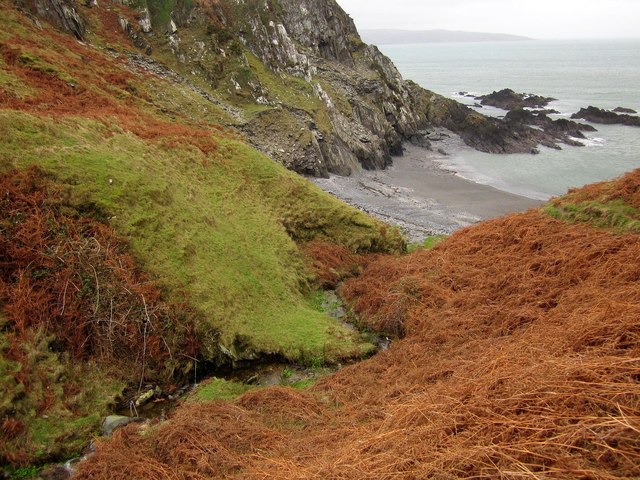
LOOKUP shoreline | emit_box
[311,143,543,242]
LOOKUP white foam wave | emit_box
[581,136,606,147]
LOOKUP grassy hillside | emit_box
[76,170,640,479]
[544,170,640,233]
[0,0,402,467]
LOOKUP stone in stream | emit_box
[38,465,72,480]
[102,415,139,436]
[134,387,157,407]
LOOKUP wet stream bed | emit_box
[41,290,391,478]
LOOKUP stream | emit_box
[40,290,390,479]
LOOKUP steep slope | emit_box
[116,0,423,175]
[0,0,403,467]
[77,170,640,479]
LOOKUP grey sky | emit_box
[336,0,640,39]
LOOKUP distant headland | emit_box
[360,29,533,44]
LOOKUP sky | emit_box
[335,0,640,39]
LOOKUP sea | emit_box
[379,39,640,200]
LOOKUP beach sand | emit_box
[311,143,542,242]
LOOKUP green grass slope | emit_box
[0,112,397,361]
[0,1,402,468]
[543,169,640,233]
[0,1,403,363]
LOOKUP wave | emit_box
[579,136,606,147]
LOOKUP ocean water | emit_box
[380,40,640,200]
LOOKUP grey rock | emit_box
[138,7,152,33]
[118,17,152,54]
[33,0,85,40]
[115,0,564,178]
[101,415,137,436]
[134,388,155,407]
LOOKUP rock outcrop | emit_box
[476,88,556,111]
[505,108,597,147]
[29,0,86,39]
[572,106,640,127]
[222,0,423,175]
[26,0,571,175]
[613,107,637,114]
[407,83,556,154]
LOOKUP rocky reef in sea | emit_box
[573,106,640,127]
[475,88,556,110]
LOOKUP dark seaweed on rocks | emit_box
[613,106,637,114]
[407,83,568,153]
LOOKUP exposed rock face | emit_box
[118,17,152,54]
[29,0,86,39]
[225,0,423,175]
[274,0,359,67]
[138,6,152,32]
[476,88,556,111]
[572,106,640,127]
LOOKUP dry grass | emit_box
[302,241,370,289]
[0,11,226,156]
[76,171,640,479]
[0,167,200,367]
[0,167,205,464]
[559,168,640,209]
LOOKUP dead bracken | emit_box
[76,170,640,479]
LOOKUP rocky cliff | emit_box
[19,0,561,177]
